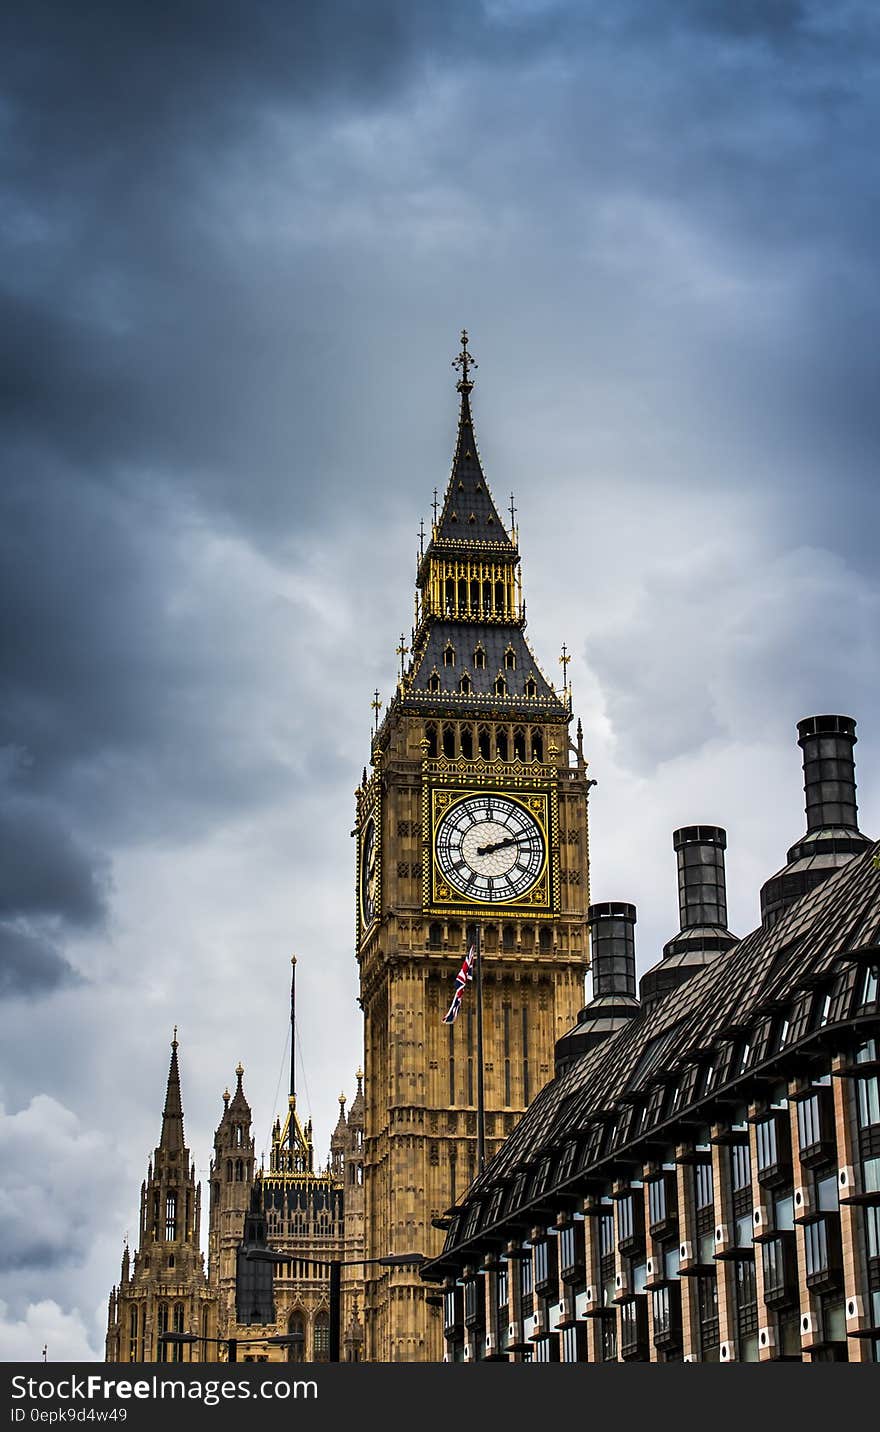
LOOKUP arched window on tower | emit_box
[128,1305,138,1363]
[502,925,516,952]
[171,1303,184,1362]
[531,729,543,761]
[287,1312,305,1364]
[460,724,473,758]
[165,1192,177,1241]
[504,648,516,670]
[494,676,507,697]
[443,644,455,667]
[442,724,455,759]
[428,672,441,694]
[157,1303,169,1362]
[226,1160,233,1182]
[428,922,442,950]
[235,1124,243,1147]
[478,726,491,759]
[457,578,467,609]
[483,580,492,611]
[539,927,552,952]
[513,728,526,761]
[459,674,472,696]
[470,579,479,610]
[425,723,438,757]
[496,728,509,761]
[495,580,505,611]
[235,1159,244,1183]
[445,578,455,613]
[525,677,537,698]
[314,1312,330,1363]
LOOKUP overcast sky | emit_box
[2,0,879,1360]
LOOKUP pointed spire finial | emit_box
[160,1032,185,1152]
[452,329,477,394]
[235,1061,244,1084]
[396,634,409,680]
[371,689,382,734]
[559,642,571,693]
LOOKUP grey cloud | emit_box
[0,925,82,999]
[0,800,107,924]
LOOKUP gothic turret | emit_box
[386,330,568,729]
[207,1058,255,1340]
[105,1034,212,1362]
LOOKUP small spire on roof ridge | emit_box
[223,1088,230,1105]
[452,329,477,394]
[172,1025,178,1050]
[339,1092,346,1106]
[235,1061,244,1085]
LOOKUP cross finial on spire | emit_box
[509,492,517,532]
[371,689,382,734]
[396,634,409,680]
[559,643,571,692]
[172,1025,178,1049]
[452,329,477,393]
[432,487,439,523]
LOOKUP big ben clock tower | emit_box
[356,334,592,1361]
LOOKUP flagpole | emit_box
[475,923,485,1174]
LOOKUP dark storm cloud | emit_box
[0,925,82,999]
[0,799,106,924]
[3,0,880,977]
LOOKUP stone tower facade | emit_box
[106,1035,216,1361]
[355,334,593,1361]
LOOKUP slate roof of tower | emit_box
[426,840,880,1273]
[432,389,516,551]
[403,621,567,717]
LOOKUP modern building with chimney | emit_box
[422,715,880,1363]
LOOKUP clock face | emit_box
[361,818,377,928]
[434,793,545,903]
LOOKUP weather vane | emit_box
[371,689,383,734]
[452,329,477,391]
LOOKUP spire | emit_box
[160,1029,184,1152]
[289,955,296,1107]
[434,330,514,547]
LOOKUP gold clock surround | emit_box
[426,781,556,914]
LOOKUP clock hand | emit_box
[476,835,522,857]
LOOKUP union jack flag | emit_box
[442,945,476,1024]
